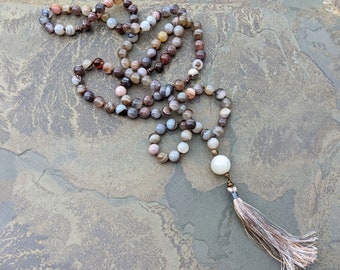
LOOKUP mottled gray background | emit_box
[0,0,339,269]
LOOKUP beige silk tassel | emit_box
[226,176,318,270]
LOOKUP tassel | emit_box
[226,178,318,270]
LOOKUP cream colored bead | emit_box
[204,85,215,96]
[207,138,219,150]
[210,155,231,175]
[181,130,193,142]
[220,108,231,118]
[177,142,189,154]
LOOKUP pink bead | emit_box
[148,144,160,155]
[115,86,127,97]
[51,4,62,15]
[104,0,114,8]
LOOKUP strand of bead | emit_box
[148,87,231,163]
[72,5,205,120]
[39,0,138,36]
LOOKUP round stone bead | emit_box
[107,17,118,29]
[155,123,167,135]
[210,155,231,175]
[169,100,180,111]
[167,45,177,56]
[142,75,152,87]
[121,77,132,88]
[72,75,81,85]
[177,104,187,115]
[146,48,157,59]
[173,25,184,36]
[127,107,139,119]
[213,126,224,137]
[143,95,154,106]
[83,91,95,102]
[153,91,163,101]
[51,4,62,15]
[137,67,147,77]
[164,23,174,34]
[81,5,92,16]
[172,37,182,48]
[54,24,65,35]
[130,72,140,84]
[218,117,228,127]
[140,21,151,31]
[130,22,140,34]
[76,84,87,96]
[194,40,204,50]
[185,119,196,130]
[141,57,152,69]
[103,62,113,74]
[151,108,162,119]
[42,8,52,18]
[62,4,72,14]
[177,142,189,154]
[162,106,172,117]
[65,25,75,36]
[104,0,114,8]
[151,38,161,49]
[177,92,188,103]
[44,22,55,33]
[162,6,171,17]
[188,69,199,80]
[130,60,141,71]
[104,102,116,113]
[204,85,215,96]
[149,133,161,144]
[73,65,85,76]
[192,121,203,134]
[157,152,168,163]
[115,104,127,116]
[113,67,124,78]
[149,144,160,155]
[181,130,192,142]
[194,84,204,95]
[166,118,177,130]
[169,150,180,162]
[174,79,185,91]
[122,40,133,51]
[220,108,231,118]
[146,15,157,26]
[82,59,93,70]
[128,33,138,43]
[72,5,82,16]
[184,88,195,100]
[215,88,227,100]
[192,59,204,70]
[182,109,193,120]
[132,98,143,109]
[139,107,151,119]
[94,96,106,108]
[221,97,232,108]
[39,16,49,25]
[201,129,213,141]
[207,138,219,150]
[93,58,104,69]
[150,80,161,91]
[121,95,133,106]
[115,86,127,97]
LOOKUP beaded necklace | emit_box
[39,1,318,269]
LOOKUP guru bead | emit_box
[210,155,231,175]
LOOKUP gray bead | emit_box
[127,108,138,119]
[177,104,187,115]
[128,33,138,43]
[132,98,143,109]
[166,118,177,130]
[162,6,171,17]
[160,84,174,98]
[155,123,167,135]
[213,126,225,137]
[215,88,227,100]
[169,150,180,162]
[151,108,162,119]
[201,129,212,141]
[153,91,163,101]
[221,97,232,108]
[39,16,49,25]
[194,84,204,95]
[177,92,188,103]
[169,100,180,111]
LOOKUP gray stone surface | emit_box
[0,0,339,269]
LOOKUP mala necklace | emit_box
[39,1,318,269]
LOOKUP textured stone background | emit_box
[0,0,339,269]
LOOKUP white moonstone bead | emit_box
[169,150,180,162]
[207,138,219,150]
[177,142,189,154]
[140,21,151,32]
[54,24,65,35]
[107,17,118,29]
[146,15,157,26]
[210,155,231,175]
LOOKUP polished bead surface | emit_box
[83,91,95,102]
[140,21,151,32]
[81,5,92,16]
[213,126,224,137]
[160,53,171,65]
[166,45,177,56]
[146,15,157,26]
[154,62,164,73]
[115,86,127,97]
[196,50,206,60]
[132,98,143,109]
[107,17,118,29]
[72,75,81,85]
[149,133,161,144]
[172,37,182,48]
[174,25,184,36]
[194,40,204,50]
[157,152,169,163]
[121,94,133,106]
[185,119,196,130]
[94,96,106,108]
[104,0,114,8]
[210,155,231,175]
[181,130,193,141]
[127,107,139,119]
[104,102,116,113]
[192,59,204,70]
[215,88,227,100]
[95,3,106,14]
[113,67,125,78]
[39,16,49,25]
[158,31,168,42]
[115,104,127,116]
[65,25,76,36]
[143,95,154,106]
[127,4,138,14]
[184,88,196,100]
[151,108,162,119]
[149,144,160,155]
[118,48,128,59]
[207,138,219,150]
[220,108,231,118]
[218,117,228,127]
[204,85,215,96]
[130,22,140,34]
[164,23,174,34]
[221,97,232,108]
[103,62,113,74]
[93,58,104,69]
[201,129,212,141]
[166,118,177,130]
[73,65,85,76]
[51,4,62,15]
[82,59,93,70]
[139,107,151,119]
[45,22,55,33]
[192,121,203,134]
[76,85,87,96]
[155,123,166,135]
[169,150,180,162]
[177,142,189,154]
[54,24,65,35]
[177,92,188,103]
